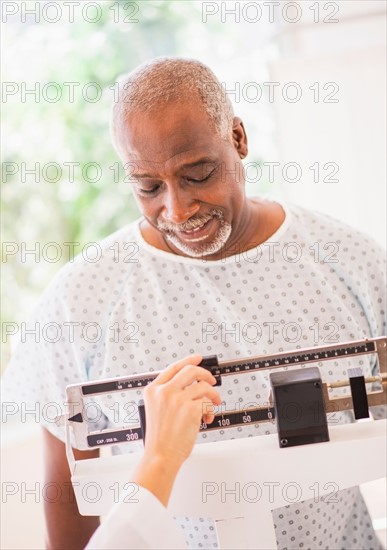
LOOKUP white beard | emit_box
[159,209,232,258]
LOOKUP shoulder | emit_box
[285,203,386,292]
[42,220,142,302]
[287,203,385,253]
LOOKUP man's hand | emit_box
[132,354,222,506]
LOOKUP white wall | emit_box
[269,0,386,247]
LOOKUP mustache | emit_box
[157,208,224,233]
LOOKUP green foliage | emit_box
[2,1,274,365]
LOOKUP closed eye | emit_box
[137,166,218,195]
[138,186,160,195]
[186,167,217,183]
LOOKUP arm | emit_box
[86,354,221,549]
[42,427,100,550]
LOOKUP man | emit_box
[4,57,385,549]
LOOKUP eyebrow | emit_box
[132,157,217,179]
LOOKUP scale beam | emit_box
[59,337,387,450]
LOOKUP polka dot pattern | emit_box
[273,486,383,550]
[3,203,386,549]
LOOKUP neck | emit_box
[216,198,281,259]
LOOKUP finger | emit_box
[200,397,217,425]
[189,397,218,427]
[153,354,202,385]
[170,364,217,389]
[184,381,222,405]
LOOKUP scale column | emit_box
[215,510,277,550]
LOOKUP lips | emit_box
[177,217,214,242]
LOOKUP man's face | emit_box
[117,100,248,259]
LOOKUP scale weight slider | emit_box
[270,367,330,448]
[199,354,222,386]
[138,399,147,443]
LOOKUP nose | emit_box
[162,187,200,225]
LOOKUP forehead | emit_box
[117,100,223,170]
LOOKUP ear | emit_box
[231,117,248,159]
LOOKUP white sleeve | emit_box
[85,486,187,550]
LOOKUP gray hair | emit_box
[110,57,235,157]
